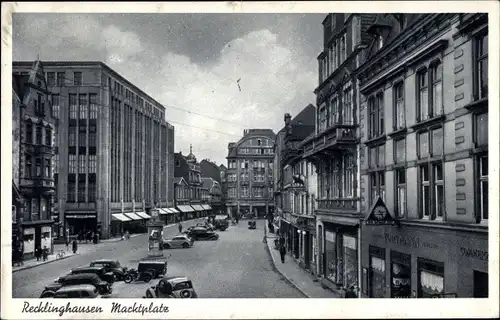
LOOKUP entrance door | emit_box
[473,271,488,297]
[34,227,41,251]
[304,233,310,269]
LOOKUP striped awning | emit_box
[111,213,131,222]
[201,204,212,210]
[168,208,179,213]
[158,208,168,214]
[191,205,204,211]
[135,211,151,219]
[123,212,143,220]
[177,205,195,213]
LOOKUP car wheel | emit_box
[124,274,134,283]
[40,291,55,298]
[164,243,170,249]
[180,290,192,298]
[147,269,157,278]
[182,242,190,248]
[143,272,153,283]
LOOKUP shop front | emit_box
[21,220,54,259]
[361,200,488,298]
[110,213,131,237]
[177,205,195,220]
[317,214,360,297]
[166,208,179,224]
[191,204,205,219]
[65,211,97,237]
[294,215,317,273]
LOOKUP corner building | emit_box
[13,61,175,239]
[356,14,488,298]
[226,129,275,218]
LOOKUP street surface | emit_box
[13,219,303,298]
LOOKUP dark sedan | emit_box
[41,273,112,298]
[90,259,127,281]
[69,266,115,284]
[186,228,219,241]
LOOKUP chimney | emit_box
[284,113,292,138]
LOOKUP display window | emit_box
[369,246,386,298]
[343,235,358,291]
[417,258,444,297]
[325,231,337,282]
[391,251,411,298]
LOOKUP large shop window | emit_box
[391,251,411,298]
[343,235,358,292]
[417,258,444,298]
[369,246,386,298]
[325,230,337,282]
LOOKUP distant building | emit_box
[200,159,226,214]
[12,59,57,258]
[13,61,175,239]
[201,177,223,215]
[226,129,276,218]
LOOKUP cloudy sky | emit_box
[13,13,323,165]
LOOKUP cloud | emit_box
[13,15,317,165]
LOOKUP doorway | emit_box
[473,270,488,297]
[34,227,41,251]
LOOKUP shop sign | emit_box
[384,233,438,250]
[364,197,397,225]
[460,247,488,261]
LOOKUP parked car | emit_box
[186,228,219,241]
[89,259,127,281]
[163,235,194,249]
[213,215,229,231]
[69,266,115,284]
[143,276,198,298]
[41,274,112,298]
[195,222,215,231]
[137,260,168,279]
[52,284,110,299]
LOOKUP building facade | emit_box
[356,13,488,298]
[200,159,226,215]
[13,61,175,239]
[12,60,57,258]
[226,129,276,218]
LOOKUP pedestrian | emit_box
[280,245,286,263]
[178,223,183,234]
[65,237,69,251]
[42,246,48,261]
[72,239,78,254]
[35,246,42,261]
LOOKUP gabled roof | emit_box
[174,177,188,186]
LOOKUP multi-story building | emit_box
[301,13,379,296]
[200,159,226,215]
[174,146,209,220]
[356,13,488,298]
[278,105,317,274]
[12,61,175,239]
[226,129,275,218]
[201,177,223,215]
[12,60,57,258]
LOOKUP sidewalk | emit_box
[12,218,205,273]
[264,224,341,298]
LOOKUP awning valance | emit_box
[191,205,204,211]
[158,208,170,215]
[201,204,212,210]
[177,205,195,213]
[123,212,143,220]
[135,211,151,219]
[111,213,131,222]
[168,208,179,213]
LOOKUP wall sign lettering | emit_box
[460,247,488,261]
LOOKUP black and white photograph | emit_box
[1,1,499,319]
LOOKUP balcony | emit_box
[20,177,55,195]
[317,198,359,213]
[303,126,357,159]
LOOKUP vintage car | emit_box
[52,284,109,299]
[213,215,229,231]
[137,260,168,279]
[195,222,215,231]
[41,273,112,298]
[143,276,198,298]
[69,266,115,284]
[163,235,194,249]
[248,220,256,229]
[186,228,219,241]
[89,259,127,281]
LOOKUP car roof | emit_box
[56,284,97,292]
[92,259,117,263]
[139,260,166,264]
[64,273,100,280]
[73,266,104,272]
[162,276,190,284]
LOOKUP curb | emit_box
[12,218,206,273]
[263,225,310,298]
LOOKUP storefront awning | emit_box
[135,211,151,219]
[201,204,212,210]
[168,207,179,213]
[191,204,205,211]
[66,215,97,219]
[123,212,143,220]
[177,205,195,212]
[111,213,131,222]
[158,208,170,214]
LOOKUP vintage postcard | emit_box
[1,1,499,319]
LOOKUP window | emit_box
[31,198,40,218]
[79,126,87,147]
[434,163,444,219]
[478,155,488,222]
[395,168,406,217]
[253,187,264,197]
[476,33,488,100]
[330,97,338,125]
[417,258,444,298]
[69,154,77,173]
[79,94,87,119]
[78,176,86,202]
[394,138,405,163]
[475,113,488,147]
[341,35,346,62]
[418,131,429,159]
[47,72,55,87]
[54,154,59,173]
[391,251,411,298]
[44,158,51,178]
[430,62,443,116]
[394,82,405,129]
[319,106,327,131]
[228,188,236,198]
[67,179,76,203]
[240,186,249,197]
[68,126,76,147]
[69,94,77,119]
[73,72,82,86]
[343,154,354,197]
[431,127,443,156]
[88,155,96,173]
[36,126,43,145]
[343,88,353,124]
[24,154,32,178]
[417,69,429,121]
[45,128,51,146]
[35,158,42,177]
[369,93,384,138]
[370,171,385,204]
[89,94,98,119]
[56,72,65,86]
[418,128,443,159]
[78,154,86,173]
[36,93,44,115]
[89,124,96,147]
[25,121,33,143]
[51,95,60,118]
[420,165,430,218]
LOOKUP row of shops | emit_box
[278,199,489,298]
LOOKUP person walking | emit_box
[178,223,183,234]
[72,239,78,254]
[280,245,286,263]
[35,246,42,261]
